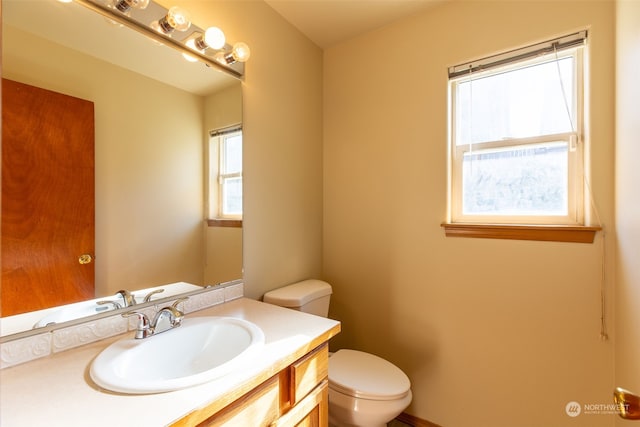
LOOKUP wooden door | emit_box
[2,78,95,316]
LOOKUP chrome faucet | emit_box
[122,297,188,339]
[117,289,137,307]
[98,288,165,311]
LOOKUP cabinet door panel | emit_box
[290,343,328,405]
[272,380,328,427]
[198,376,280,427]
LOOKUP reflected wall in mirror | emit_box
[1,0,243,335]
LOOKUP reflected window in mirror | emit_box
[208,126,243,227]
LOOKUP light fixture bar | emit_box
[73,0,245,78]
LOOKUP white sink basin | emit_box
[90,316,264,394]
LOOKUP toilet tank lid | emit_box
[263,279,332,307]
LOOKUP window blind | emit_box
[448,30,587,79]
[210,124,242,137]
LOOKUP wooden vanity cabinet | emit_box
[275,342,329,427]
[174,342,330,427]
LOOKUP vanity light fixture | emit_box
[72,0,250,77]
[150,6,191,35]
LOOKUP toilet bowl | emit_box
[329,387,413,427]
[263,280,412,427]
[328,349,412,427]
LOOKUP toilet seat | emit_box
[328,349,410,401]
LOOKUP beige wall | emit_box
[204,83,242,132]
[4,26,205,296]
[615,1,640,425]
[324,1,616,426]
[169,0,325,299]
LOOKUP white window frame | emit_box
[208,127,242,220]
[448,36,586,226]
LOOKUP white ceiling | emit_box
[264,0,444,48]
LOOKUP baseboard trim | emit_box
[396,412,442,427]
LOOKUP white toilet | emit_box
[263,279,412,427]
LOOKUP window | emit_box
[448,32,587,226]
[209,127,242,220]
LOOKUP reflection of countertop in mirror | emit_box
[0,298,340,426]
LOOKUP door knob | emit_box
[78,254,94,265]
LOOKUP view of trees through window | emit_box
[462,142,568,216]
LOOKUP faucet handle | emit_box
[151,298,188,333]
[171,297,189,313]
[96,300,123,310]
[143,288,165,303]
[166,297,189,327]
[122,311,151,339]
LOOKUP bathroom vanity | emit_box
[175,340,330,426]
[0,298,340,426]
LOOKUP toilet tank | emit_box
[263,279,332,317]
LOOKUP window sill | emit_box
[441,223,601,243]
[207,219,243,228]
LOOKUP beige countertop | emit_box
[0,298,341,427]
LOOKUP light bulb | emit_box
[220,42,251,65]
[166,6,191,31]
[154,6,191,34]
[203,27,226,50]
[192,27,226,51]
[231,42,251,63]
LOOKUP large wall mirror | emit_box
[1,0,243,337]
